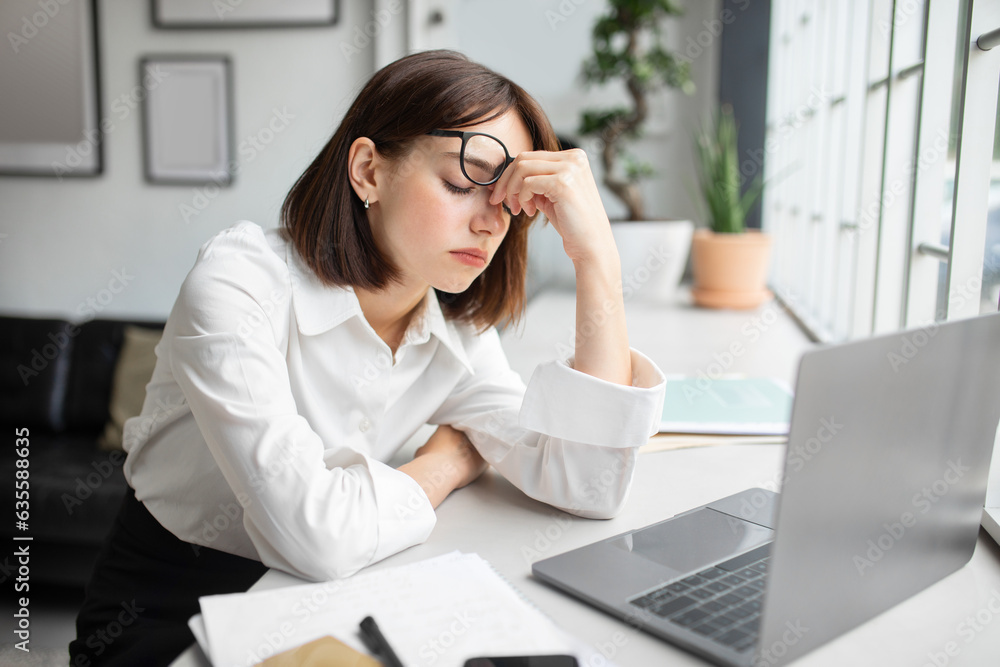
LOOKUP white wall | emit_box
[0,0,375,320]
[0,0,721,320]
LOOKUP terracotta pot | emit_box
[690,229,773,309]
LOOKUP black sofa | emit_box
[0,315,163,588]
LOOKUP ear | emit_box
[347,137,382,206]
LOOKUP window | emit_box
[764,0,1000,341]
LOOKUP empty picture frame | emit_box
[141,56,233,185]
[0,0,102,177]
[152,0,338,28]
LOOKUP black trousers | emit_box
[70,487,268,666]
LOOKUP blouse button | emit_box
[359,418,371,433]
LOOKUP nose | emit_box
[471,188,509,236]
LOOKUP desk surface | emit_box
[174,445,1000,666]
[173,291,1000,665]
[501,288,814,388]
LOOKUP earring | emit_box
[364,196,370,210]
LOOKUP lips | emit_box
[450,248,488,267]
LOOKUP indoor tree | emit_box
[578,0,694,221]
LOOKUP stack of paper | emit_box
[190,551,610,667]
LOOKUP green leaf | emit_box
[692,106,763,233]
[624,154,656,183]
[578,108,632,138]
[578,0,693,215]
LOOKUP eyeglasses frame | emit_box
[426,129,515,186]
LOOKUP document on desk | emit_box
[659,376,793,435]
[193,551,611,667]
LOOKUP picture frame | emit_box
[140,56,234,186]
[0,0,103,178]
[151,0,338,29]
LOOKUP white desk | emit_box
[173,290,1000,665]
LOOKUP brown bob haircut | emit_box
[281,50,560,331]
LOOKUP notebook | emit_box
[534,311,1000,666]
[659,377,793,435]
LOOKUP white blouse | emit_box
[123,221,666,582]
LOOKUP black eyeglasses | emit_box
[426,129,514,186]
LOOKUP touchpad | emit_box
[611,508,773,576]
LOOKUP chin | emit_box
[432,276,477,295]
[434,283,472,296]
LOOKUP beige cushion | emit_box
[99,325,162,451]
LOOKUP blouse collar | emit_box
[285,240,475,374]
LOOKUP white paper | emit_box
[197,551,610,667]
[188,613,210,657]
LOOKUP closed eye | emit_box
[443,180,474,196]
[444,180,514,218]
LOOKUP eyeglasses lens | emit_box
[463,134,508,185]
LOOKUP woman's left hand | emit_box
[489,149,614,266]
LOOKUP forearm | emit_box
[572,248,632,386]
[487,148,633,385]
[397,454,461,509]
[397,425,488,509]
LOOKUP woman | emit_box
[71,50,665,665]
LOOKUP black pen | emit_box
[359,615,405,667]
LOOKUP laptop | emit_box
[983,295,1000,545]
[532,312,1000,666]
[985,449,1000,542]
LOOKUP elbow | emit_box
[564,487,631,520]
[589,494,629,519]
[300,557,367,583]
[561,448,636,519]
[247,519,376,583]
[270,539,373,583]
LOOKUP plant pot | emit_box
[690,229,773,309]
[528,219,693,302]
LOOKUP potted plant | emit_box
[574,0,696,301]
[690,104,772,309]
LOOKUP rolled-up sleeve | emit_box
[430,329,666,520]
[168,225,435,581]
[520,350,665,448]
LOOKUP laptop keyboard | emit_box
[628,544,771,653]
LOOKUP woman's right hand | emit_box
[398,425,488,508]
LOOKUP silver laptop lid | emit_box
[757,313,1000,666]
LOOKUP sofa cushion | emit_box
[0,316,76,431]
[99,325,162,450]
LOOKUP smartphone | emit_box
[463,656,579,667]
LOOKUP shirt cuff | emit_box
[365,457,437,564]
[519,348,666,448]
